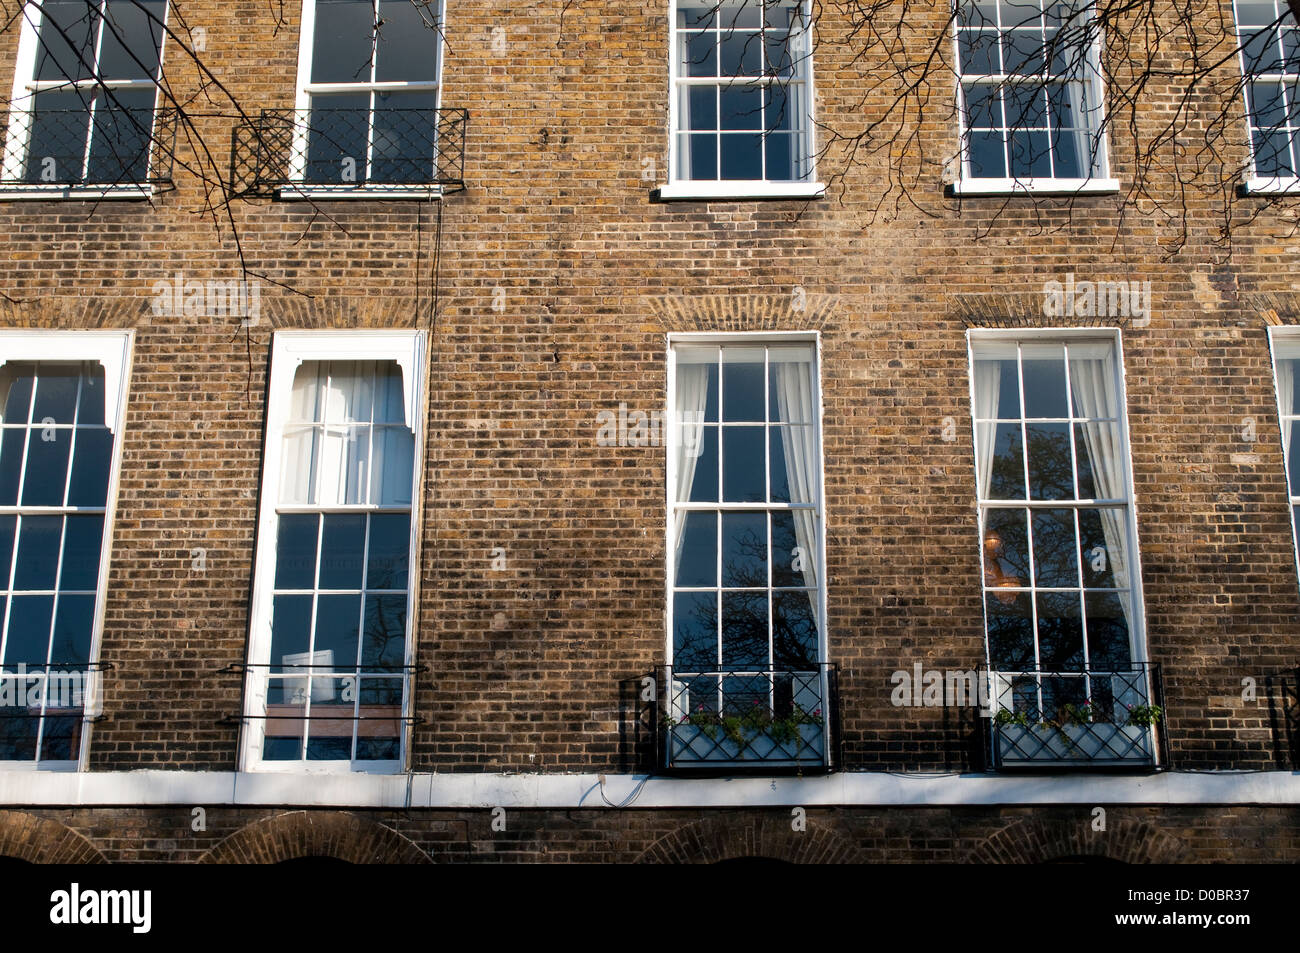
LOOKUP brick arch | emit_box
[198,811,429,864]
[635,813,866,864]
[0,811,106,864]
[966,815,1191,864]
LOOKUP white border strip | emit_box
[1,770,1298,808]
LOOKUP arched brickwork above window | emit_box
[966,816,1191,864]
[198,811,428,864]
[635,813,865,864]
[0,811,105,864]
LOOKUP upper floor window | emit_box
[1234,0,1299,192]
[2,1,167,195]
[970,332,1159,768]
[661,1,824,200]
[663,336,832,770]
[1268,329,1300,583]
[0,331,133,770]
[953,0,1116,194]
[288,0,445,193]
[243,331,425,773]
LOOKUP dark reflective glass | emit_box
[721,427,765,501]
[722,512,767,587]
[50,594,94,666]
[59,516,103,591]
[984,507,1029,587]
[721,589,768,669]
[270,594,312,669]
[772,590,817,668]
[99,0,166,81]
[1078,508,1119,588]
[687,426,718,502]
[366,513,409,590]
[1084,590,1130,669]
[312,0,376,83]
[76,365,106,427]
[1031,508,1079,588]
[988,422,1025,499]
[0,517,13,584]
[375,0,439,81]
[721,132,764,178]
[275,514,319,590]
[319,514,366,589]
[1036,591,1084,669]
[14,517,62,591]
[1026,422,1073,500]
[673,591,717,671]
[0,430,24,505]
[66,428,111,507]
[35,1,99,83]
[31,367,79,425]
[25,90,96,184]
[315,594,361,671]
[371,91,438,183]
[306,93,371,182]
[21,427,70,506]
[4,596,54,667]
[986,591,1035,670]
[361,594,406,668]
[85,89,157,183]
[675,511,717,587]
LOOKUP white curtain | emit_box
[281,361,412,506]
[673,361,711,566]
[1277,356,1294,482]
[1068,347,1131,632]
[772,351,820,634]
[973,359,1003,499]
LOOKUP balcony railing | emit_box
[229,107,468,198]
[1,107,176,190]
[981,663,1168,770]
[654,665,838,774]
[1265,665,1299,770]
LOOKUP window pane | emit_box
[682,132,718,179]
[958,30,1000,74]
[1084,591,1131,669]
[772,590,817,668]
[22,428,70,506]
[275,514,319,590]
[1073,421,1123,500]
[98,0,166,81]
[59,516,104,591]
[720,132,764,178]
[14,516,61,591]
[50,594,94,666]
[32,367,79,425]
[987,422,1026,499]
[720,30,762,77]
[967,129,1007,177]
[722,512,767,587]
[1036,591,1084,669]
[366,513,410,590]
[375,0,439,82]
[0,430,26,505]
[76,365,106,427]
[687,426,719,501]
[315,593,361,670]
[319,514,366,590]
[25,90,94,184]
[4,596,54,667]
[312,0,376,83]
[722,349,765,421]
[1078,508,1124,588]
[371,425,414,505]
[66,428,112,507]
[684,30,717,77]
[721,589,767,668]
[683,85,717,131]
[720,86,762,130]
[371,90,438,183]
[270,594,312,668]
[721,427,765,501]
[986,590,1035,670]
[984,507,1029,589]
[1031,508,1079,588]
[34,1,99,83]
[0,516,13,585]
[362,594,406,668]
[306,92,372,183]
[1008,129,1053,176]
[1025,422,1073,500]
[85,88,157,184]
[675,511,717,587]
[673,591,717,670]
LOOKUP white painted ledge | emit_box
[1,770,1298,809]
[275,185,443,201]
[951,177,1121,197]
[656,181,826,201]
[0,184,154,201]
[1242,176,1300,195]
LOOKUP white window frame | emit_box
[1233,0,1300,195]
[664,331,830,717]
[951,0,1119,196]
[660,0,825,200]
[1267,326,1300,587]
[284,0,447,200]
[0,329,134,772]
[1,0,167,201]
[242,329,427,774]
[967,327,1149,712]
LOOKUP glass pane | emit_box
[1009,129,1053,176]
[59,516,104,591]
[975,357,1020,419]
[965,85,1001,130]
[721,427,765,501]
[355,676,401,760]
[371,90,438,183]
[1025,422,1073,500]
[306,93,371,183]
[721,512,767,587]
[270,594,312,669]
[722,349,766,421]
[21,427,71,506]
[764,132,793,181]
[0,698,38,759]
[720,85,762,130]
[99,0,166,81]
[958,30,1000,74]
[371,425,414,505]
[772,590,817,668]
[986,590,1035,670]
[987,422,1026,499]
[768,347,814,422]
[682,132,718,179]
[721,589,768,669]
[66,427,112,507]
[770,510,804,587]
[32,367,79,424]
[1031,508,1079,588]
[1078,508,1123,588]
[687,426,719,502]
[683,84,717,131]
[1074,421,1122,499]
[675,511,717,588]
[280,426,320,505]
[14,516,62,591]
[39,713,81,762]
[76,365,106,426]
[361,594,406,668]
[366,513,410,590]
[315,593,361,671]
[983,507,1029,591]
[720,132,764,178]
[85,89,157,184]
[275,514,319,590]
[0,430,25,505]
[673,591,718,671]
[967,129,1007,177]
[1,364,35,424]
[25,90,94,184]
[1005,83,1049,129]
[34,1,99,82]
[1236,1,1282,27]
[0,516,13,585]
[319,514,366,589]
[50,594,94,666]
[375,0,439,82]
[684,30,717,77]
[1021,346,1068,417]
[4,596,54,667]
[312,0,376,83]
[1036,591,1085,669]
[1003,28,1046,75]
[1084,590,1131,669]
[720,30,762,77]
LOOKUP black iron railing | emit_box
[0,107,175,189]
[1265,665,1299,770]
[229,107,467,197]
[981,663,1168,770]
[654,664,838,773]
